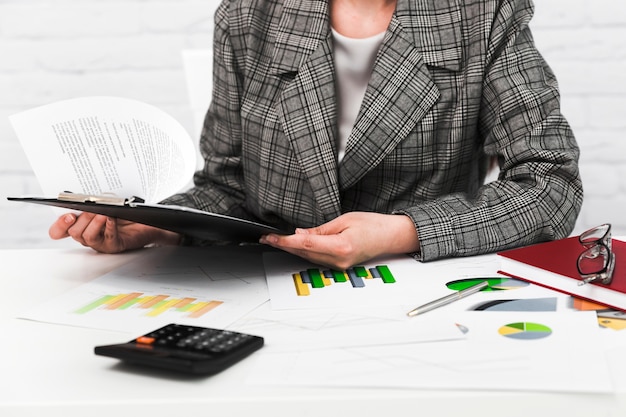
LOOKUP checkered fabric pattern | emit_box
[163,0,583,261]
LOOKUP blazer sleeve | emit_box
[400,0,583,261]
[161,1,252,222]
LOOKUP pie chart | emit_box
[446,277,528,292]
[498,322,552,340]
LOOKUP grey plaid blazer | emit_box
[164,0,583,261]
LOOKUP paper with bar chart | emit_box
[20,246,269,333]
[263,251,529,310]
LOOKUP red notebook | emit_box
[497,237,626,311]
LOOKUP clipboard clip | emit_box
[58,191,145,206]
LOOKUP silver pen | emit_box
[407,280,489,317]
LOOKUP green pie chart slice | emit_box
[446,277,529,292]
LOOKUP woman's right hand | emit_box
[49,212,182,253]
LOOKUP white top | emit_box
[332,28,385,162]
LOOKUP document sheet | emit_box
[10,96,196,203]
[19,246,269,334]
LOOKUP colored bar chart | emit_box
[74,293,224,318]
[292,265,396,296]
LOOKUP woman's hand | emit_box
[49,212,182,253]
[260,212,420,270]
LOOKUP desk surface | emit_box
[1,247,625,417]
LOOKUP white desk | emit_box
[1,247,625,417]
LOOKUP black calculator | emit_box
[95,323,264,375]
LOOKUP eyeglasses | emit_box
[577,223,615,286]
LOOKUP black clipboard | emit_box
[7,194,287,243]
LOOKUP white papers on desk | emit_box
[18,246,269,334]
[231,303,465,350]
[257,252,613,393]
[248,311,613,394]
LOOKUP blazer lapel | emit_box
[272,0,342,220]
[339,0,462,189]
[268,0,463,215]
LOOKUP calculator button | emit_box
[141,324,257,354]
[135,336,155,345]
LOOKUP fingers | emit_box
[261,231,357,270]
[303,216,348,236]
[261,215,353,255]
[103,216,120,242]
[265,230,350,256]
[64,213,105,246]
[78,215,110,246]
[48,213,77,239]
[49,212,119,251]
[259,213,420,270]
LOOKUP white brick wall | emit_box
[0,0,217,248]
[531,0,626,238]
[0,0,624,249]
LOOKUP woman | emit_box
[49,0,583,270]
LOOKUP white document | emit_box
[10,96,196,203]
[232,303,465,351]
[256,251,616,393]
[19,246,269,334]
[248,311,613,393]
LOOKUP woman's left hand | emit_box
[259,212,420,270]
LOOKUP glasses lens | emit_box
[578,245,609,276]
[579,224,611,247]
